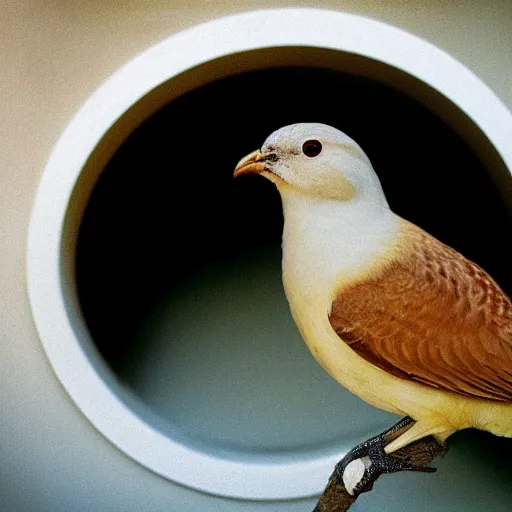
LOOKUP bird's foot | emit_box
[335,417,436,497]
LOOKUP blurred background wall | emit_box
[2,2,512,511]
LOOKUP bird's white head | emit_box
[234,123,387,207]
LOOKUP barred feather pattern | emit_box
[329,220,512,401]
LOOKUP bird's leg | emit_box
[336,416,415,466]
[334,416,437,497]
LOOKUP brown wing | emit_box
[329,220,512,401]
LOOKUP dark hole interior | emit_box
[76,66,512,453]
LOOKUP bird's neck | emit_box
[279,188,398,309]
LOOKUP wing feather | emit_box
[329,220,512,401]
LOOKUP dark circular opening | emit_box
[76,66,512,454]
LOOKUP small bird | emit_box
[234,123,512,496]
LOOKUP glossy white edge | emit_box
[26,8,512,500]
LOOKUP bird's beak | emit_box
[233,149,266,178]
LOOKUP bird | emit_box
[233,123,512,496]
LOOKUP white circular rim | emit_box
[27,8,512,501]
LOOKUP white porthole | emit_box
[27,8,512,501]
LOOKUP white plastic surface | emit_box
[27,8,512,500]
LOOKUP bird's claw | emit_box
[335,416,436,497]
[349,458,435,497]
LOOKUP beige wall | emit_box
[2,2,511,511]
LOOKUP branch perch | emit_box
[314,433,448,511]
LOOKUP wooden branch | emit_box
[313,434,448,512]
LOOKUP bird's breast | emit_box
[281,204,400,315]
[279,211,410,415]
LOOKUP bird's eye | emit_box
[302,139,322,158]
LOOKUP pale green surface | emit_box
[119,246,393,459]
